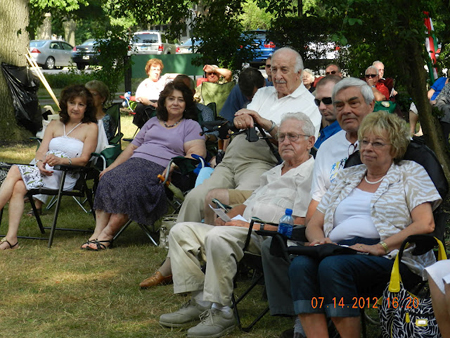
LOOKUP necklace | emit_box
[364,174,385,185]
[164,118,183,128]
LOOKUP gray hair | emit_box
[272,47,304,73]
[280,112,315,137]
[303,68,314,80]
[332,77,374,105]
[365,65,379,76]
[373,60,384,67]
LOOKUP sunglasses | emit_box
[326,70,337,75]
[365,74,377,78]
[206,72,217,76]
[314,97,333,106]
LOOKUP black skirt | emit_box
[94,157,168,225]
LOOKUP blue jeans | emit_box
[289,237,421,317]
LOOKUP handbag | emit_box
[379,235,447,338]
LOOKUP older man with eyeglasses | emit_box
[160,112,316,338]
[261,77,375,338]
[364,65,389,101]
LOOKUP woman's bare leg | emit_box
[87,213,128,249]
[0,179,28,250]
[80,209,111,248]
[90,209,112,239]
[0,166,23,209]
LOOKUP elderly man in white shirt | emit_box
[159,112,316,338]
[177,47,321,224]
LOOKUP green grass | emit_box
[0,114,384,337]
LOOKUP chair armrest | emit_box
[53,164,89,172]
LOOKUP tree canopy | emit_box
[24,0,450,179]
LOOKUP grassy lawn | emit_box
[0,114,385,337]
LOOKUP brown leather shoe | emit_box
[139,271,173,289]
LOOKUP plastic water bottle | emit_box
[278,208,294,238]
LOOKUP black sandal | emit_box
[0,238,19,250]
[86,239,113,251]
[80,239,97,250]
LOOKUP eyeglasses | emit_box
[278,133,310,142]
[360,140,390,149]
[206,72,217,76]
[314,97,333,106]
[365,74,377,78]
[326,70,337,75]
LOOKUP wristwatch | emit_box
[266,120,276,133]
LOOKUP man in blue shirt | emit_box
[429,76,448,104]
[313,75,342,148]
[219,67,265,122]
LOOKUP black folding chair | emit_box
[0,163,96,248]
[231,218,279,332]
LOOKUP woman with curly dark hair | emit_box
[81,80,206,251]
[0,84,98,250]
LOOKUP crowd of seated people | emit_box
[3,44,450,338]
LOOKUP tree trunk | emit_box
[408,41,450,182]
[0,0,31,142]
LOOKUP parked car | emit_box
[128,31,177,55]
[243,30,277,67]
[176,38,202,54]
[71,39,102,70]
[29,40,74,70]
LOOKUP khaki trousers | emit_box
[177,135,277,223]
[169,221,264,306]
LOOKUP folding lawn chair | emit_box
[0,162,96,248]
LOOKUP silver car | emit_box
[129,31,177,55]
[29,40,74,70]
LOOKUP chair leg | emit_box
[47,171,67,248]
[113,220,159,246]
[29,194,45,234]
[231,273,269,332]
[84,186,96,220]
[137,223,158,246]
[45,196,57,210]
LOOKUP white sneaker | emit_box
[159,299,209,328]
[187,309,236,337]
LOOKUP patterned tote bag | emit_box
[379,235,447,338]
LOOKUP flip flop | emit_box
[0,238,19,250]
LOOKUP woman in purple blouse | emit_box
[81,81,206,250]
